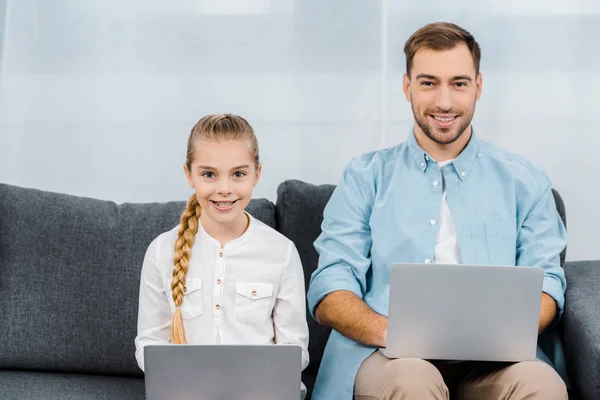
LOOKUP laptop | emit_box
[381,262,544,362]
[144,344,302,400]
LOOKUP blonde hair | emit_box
[171,114,259,344]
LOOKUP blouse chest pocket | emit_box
[234,282,274,324]
[168,277,204,320]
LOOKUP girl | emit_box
[135,114,309,396]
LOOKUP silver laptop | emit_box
[381,262,544,362]
[144,344,302,400]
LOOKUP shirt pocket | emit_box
[167,277,204,320]
[484,217,517,266]
[233,282,274,324]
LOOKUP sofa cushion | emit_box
[276,180,335,378]
[0,183,275,376]
[0,371,145,400]
[563,260,600,400]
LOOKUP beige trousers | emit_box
[354,350,567,400]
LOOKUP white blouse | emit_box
[134,213,310,373]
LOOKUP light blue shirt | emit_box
[307,131,568,400]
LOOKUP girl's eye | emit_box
[233,171,246,178]
[202,172,215,178]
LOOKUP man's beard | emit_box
[412,102,475,145]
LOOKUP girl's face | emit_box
[185,139,261,232]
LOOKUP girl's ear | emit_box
[254,164,262,187]
[184,164,193,188]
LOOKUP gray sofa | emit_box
[0,181,598,400]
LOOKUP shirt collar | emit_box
[407,127,480,181]
[197,211,255,250]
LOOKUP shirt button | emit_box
[430,219,437,225]
[461,172,466,177]
[252,290,257,296]
[218,252,223,257]
[424,259,431,264]
[433,180,439,187]
[215,304,221,310]
[421,162,425,168]
[216,279,221,285]
[425,155,430,161]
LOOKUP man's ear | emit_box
[403,73,412,102]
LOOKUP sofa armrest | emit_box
[563,260,600,400]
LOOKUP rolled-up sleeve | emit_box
[307,159,374,320]
[516,179,568,317]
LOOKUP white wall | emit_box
[1,0,598,261]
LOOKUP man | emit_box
[307,22,568,400]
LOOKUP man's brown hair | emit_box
[404,22,481,77]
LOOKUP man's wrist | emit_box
[377,316,388,348]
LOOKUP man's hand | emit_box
[538,292,558,334]
[315,290,388,348]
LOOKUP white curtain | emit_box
[1,0,598,261]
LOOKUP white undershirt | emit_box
[434,160,462,264]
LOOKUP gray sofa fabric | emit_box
[0,371,144,400]
[0,183,275,377]
[551,189,567,266]
[0,181,598,400]
[275,180,335,399]
[563,261,600,400]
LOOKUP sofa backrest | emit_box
[0,183,276,376]
[275,180,336,375]
[551,189,567,266]
[0,181,567,378]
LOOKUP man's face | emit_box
[403,43,482,145]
